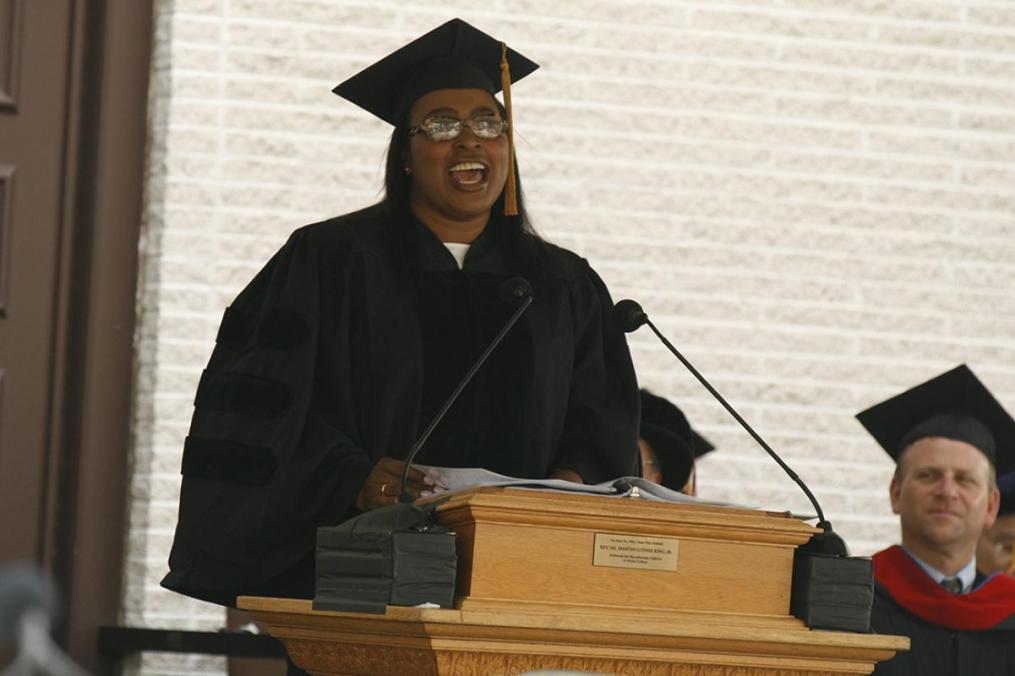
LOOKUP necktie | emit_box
[941,577,962,594]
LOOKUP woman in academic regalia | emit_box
[161,19,640,608]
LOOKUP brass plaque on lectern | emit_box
[592,533,679,571]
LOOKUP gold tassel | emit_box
[500,42,518,216]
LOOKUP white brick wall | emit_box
[129,1,1015,672]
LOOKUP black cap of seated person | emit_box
[332,18,538,216]
[999,473,1015,515]
[856,363,1015,476]
[639,389,714,492]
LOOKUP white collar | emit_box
[442,242,470,270]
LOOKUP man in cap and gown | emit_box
[856,364,1015,675]
[638,389,714,495]
[161,19,640,608]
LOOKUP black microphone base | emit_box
[313,503,457,614]
[790,551,873,633]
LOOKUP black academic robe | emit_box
[871,545,1015,675]
[161,204,640,605]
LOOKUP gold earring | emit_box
[404,165,411,175]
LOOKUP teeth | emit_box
[449,162,485,172]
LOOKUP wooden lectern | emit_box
[239,487,907,674]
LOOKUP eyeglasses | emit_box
[993,539,1015,556]
[409,115,508,142]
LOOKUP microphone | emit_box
[0,563,89,676]
[398,276,534,503]
[614,299,648,333]
[313,282,536,613]
[614,299,847,557]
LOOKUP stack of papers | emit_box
[415,466,749,509]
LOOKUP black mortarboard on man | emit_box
[856,363,1014,476]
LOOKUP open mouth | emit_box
[448,161,488,186]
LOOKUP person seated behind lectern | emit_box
[160,18,640,611]
[638,389,714,496]
[977,471,1015,577]
[855,364,1015,676]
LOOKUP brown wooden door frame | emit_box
[31,0,153,672]
[0,0,68,580]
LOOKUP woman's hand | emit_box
[548,468,583,484]
[355,458,432,511]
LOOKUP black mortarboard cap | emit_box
[332,18,538,126]
[640,389,715,458]
[689,428,716,459]
[640,390,715,490]
[856,364,1015,476]
[332,18,537,216]
[998,472,1015,515]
